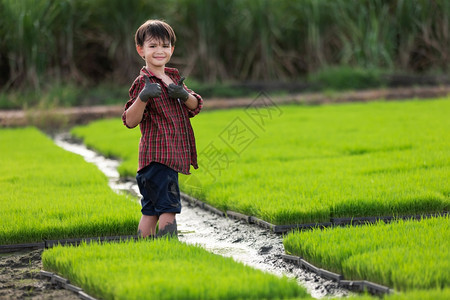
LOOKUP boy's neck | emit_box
[145,65,166,78]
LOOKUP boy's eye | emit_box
[147,44,170,48]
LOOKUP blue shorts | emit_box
[136,162,181,216]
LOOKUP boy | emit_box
[122,20,203,238]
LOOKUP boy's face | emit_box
[137,38,174,69]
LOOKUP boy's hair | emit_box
[135,20,176,47]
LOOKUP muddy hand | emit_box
[168,76,189,102]
[139,75,161,102]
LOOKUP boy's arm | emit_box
[185,92,203,118]
[124,97,148,128]
[183,93,199,110]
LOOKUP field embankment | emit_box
[1,85,449,127]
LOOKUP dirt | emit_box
[1,85,449,128]
[0,250,79,300]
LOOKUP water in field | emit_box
[54,133,350,299]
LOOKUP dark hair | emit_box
[135,20,176,47]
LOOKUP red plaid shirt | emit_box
[122,67,203,175]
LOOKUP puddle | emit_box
[53,133,350,299]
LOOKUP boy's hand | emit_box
[139,75,161,102]
[168,77,189,102]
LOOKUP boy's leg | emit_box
[136,163,164,238]
[138,215,158,237]
[157,213,177,237]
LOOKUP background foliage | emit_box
[1,0,449,92]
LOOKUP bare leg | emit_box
[157,213,177,238]
[138,215,158,238]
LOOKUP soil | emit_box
[1,85,449,128]
[0,250,78,300]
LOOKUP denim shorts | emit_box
[136,162,181,216]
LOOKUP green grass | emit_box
[283,215,450,291]
[0,127,140,244]
[42,238,310,300]
[350,288,450,300]
[71,118,141,177]
[72,98,450,225]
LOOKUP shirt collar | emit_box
[140,66,180,78]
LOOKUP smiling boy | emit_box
[122,20,203,238]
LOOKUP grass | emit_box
[71,118,140,177]
[351,288,450,299]
[0,127,140,245]
[283,215,450,291]
[71,98,450,225]
[42,238,310,300]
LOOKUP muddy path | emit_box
[0,135,350,299]
[177,204,349,298]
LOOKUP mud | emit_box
[0,250,78,300]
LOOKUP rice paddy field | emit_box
[72,97,450,225]
[67,97,449,298]
[2,97,449,299]
[0,127,140,245]
[284,215,450,291]
[42,238,310,300]
[0,126,311,299]
[349,288,450,300]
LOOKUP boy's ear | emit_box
[171,46,175,54]
[136,44,144,59]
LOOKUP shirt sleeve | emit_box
[122,76,148,128]
[184,86,203,118]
